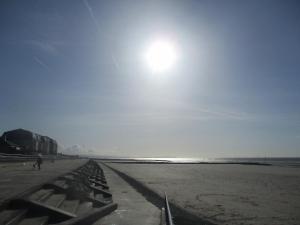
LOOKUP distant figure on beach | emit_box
[33,153,43,170]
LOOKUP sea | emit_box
[91,156,300,167]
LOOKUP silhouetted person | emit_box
[33,154,43,170]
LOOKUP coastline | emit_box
[91,157,300,167]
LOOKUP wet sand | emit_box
[107,163,300,225]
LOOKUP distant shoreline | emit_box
[1,152,300,167]
[91,157,300,167]
[99,160,271,166]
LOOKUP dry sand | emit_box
[107,163,300,225]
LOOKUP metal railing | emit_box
[164,193,174,225]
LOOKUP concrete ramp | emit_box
[95,164,161,225]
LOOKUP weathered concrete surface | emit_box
[0,159,87,204]
[94,163,161,225]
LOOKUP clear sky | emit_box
[0,0,299,157]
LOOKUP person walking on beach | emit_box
[33,154,43,170]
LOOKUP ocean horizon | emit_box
[88,156,300,167]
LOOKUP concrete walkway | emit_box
[94,163,161,225]
[0,159,87,204]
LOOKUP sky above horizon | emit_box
[0,0,299,157]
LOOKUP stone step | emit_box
[95,194,106,202]
[43,194,66,208]
[0,209,27,225]
[76,201,93,216]
[59,200,80,214]
[28,189,54,201]
[53,180,67,188]
[18,216,48,225]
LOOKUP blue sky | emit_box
[0,0,299,157]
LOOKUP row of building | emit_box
[0,129,58,155]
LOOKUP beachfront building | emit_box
[1,129,57,155]
[0,136,22,154]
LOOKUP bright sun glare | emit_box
[145,39,177,73]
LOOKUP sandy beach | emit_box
[106,163,300,225]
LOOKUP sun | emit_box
[144,38,177,73]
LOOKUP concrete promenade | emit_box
[0,159,162,225]
[94,163,161,225]
[0,159,87,204]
